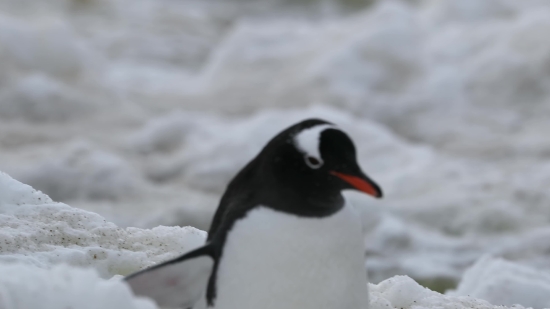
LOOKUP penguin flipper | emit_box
[125,245,214,308]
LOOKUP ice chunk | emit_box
[0,171,207,278]
[370,275,529,309]
[449,256,550,309]
[0,263,158,309]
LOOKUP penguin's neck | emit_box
[222,155,345,218]
[258,183,344,217]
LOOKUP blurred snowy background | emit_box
[2,0,550,298]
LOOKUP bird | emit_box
[125,118,383,309]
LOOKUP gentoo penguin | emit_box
[125,118,383,309]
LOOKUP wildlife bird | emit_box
[125,118,383,309]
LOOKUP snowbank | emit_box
[0,171,206,278]
[369,275,529,309]
[449,256,550,309]
[0,170,206,307]
[0,264,157,309]
[0,265,534,309]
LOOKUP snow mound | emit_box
[0,263,157,309]
[370,275,528,309]
[0,171,207,278]
[449,256,550,309]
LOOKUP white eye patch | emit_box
[293,124,336,169]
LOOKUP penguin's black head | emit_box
[257,119,382,213]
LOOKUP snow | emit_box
[0,171,207,279]
[0,170,205,308]
[371,276,527,309]
[0,264,157,309]
[449,256,550,309]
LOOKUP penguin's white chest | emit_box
[211,203,369,309]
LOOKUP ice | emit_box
[369,276,524,309]
[0,171,207,278]
[2,261,535,309]
[370,275,529,309]
[0,166,203,309]
[449,256,550,309]
[371,276,438,309]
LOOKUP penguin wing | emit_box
[125,245,214,309]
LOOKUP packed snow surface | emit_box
[0,171,207,278]
[449,256,550,309]
[0,264,158,309]
[2,0,550,307]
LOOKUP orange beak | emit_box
[330,171,382,198]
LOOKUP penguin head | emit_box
[260,119,383,202]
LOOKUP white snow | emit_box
[370,275,529,309]
[0,170,206,308]
[0,264,157,309]
[0,171,207,279]
[449,256,550,309]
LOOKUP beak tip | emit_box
[374,186,383,199]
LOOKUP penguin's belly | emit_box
[211,203,369,309]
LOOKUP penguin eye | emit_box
[305,156,323,169]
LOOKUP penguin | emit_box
[125,118,383,309]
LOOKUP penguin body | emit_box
[125,119,382,309]
[213,204,368,309]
